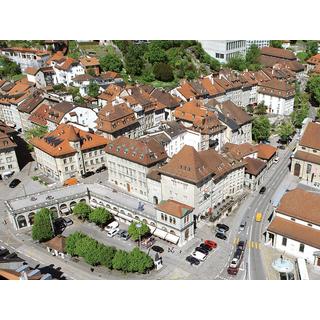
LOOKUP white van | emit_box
[104,221,119,232]
[107,228,119,238]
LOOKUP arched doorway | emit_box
[170,230,176,235]
[294,163,301,177]
[80,198,86,203]
[142,219,147,224]
[28,212,35,225]
[185,228,189,241]
[70,201,77,210]
[17,215,27,229]
[153,196,158,205]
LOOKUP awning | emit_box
[165,233,180,244]
[60,207,70,214]
[148,225,156,234]
[117,212,133,222]
[153,228,168,240]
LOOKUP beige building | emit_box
[0,132,20,179]
[291,121,320,187]
[105,136,167,201]
[31,123,109,182]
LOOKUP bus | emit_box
[296,257,309,280]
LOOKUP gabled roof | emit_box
[307,53,320,65]
[244,157,266,176]
[258,79,295,98]
[257,144,277,160]
[260,47,296,60]
[150,88,181,109]
[156,200,193,218]
[223,142,258,160]
[45,235,66,252]
[79,56,100,67]
[105,136,167,167]
[300,121,320,150]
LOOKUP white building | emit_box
[257,79,295,115]
[246,40,270,50]
[267,188,320,267]
[200,40,246,63]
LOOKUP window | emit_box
[290,218,296,222]
[282,237,287,246]
[307,164,312,174]
[299,243,305,253]
[307,223,313,227]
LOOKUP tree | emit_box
[254,102,267,115]
[153,62,174,82]
[0,56,21,78]
[226,55,247,71]
[68,40,81,59]
[32,208,54,242]
[112,250,130,272]
[270,40,283,48]
[99,54,123,73]
[74,236,100,265]
[88,207,112,226]
[146,42,168,64]
[25,125,48,141]
[316,108,320,121]
[306,41,318,57]
[277,121,295,142]
[72,202,92,220]
[245,44,262,70]
[128,222,150,241]
[97,244,117,269]
[87,81,100,98]
[252,116,271,142]
[125,44,145,76]
[127,248,154,273]
[306,75,320,107]
[65,232,86,256]
[291,102,309,128]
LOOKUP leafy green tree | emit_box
[277,121,295,142]
[252,116,271,142]
[226,55,247,71]
[245,44,262,70]
[97,244,117,269]
[306,75,320,107]
[99,54,123,72]
[65,232,86,256]
[270,40,283,48]
[316,108,320,120]
[254,102,267,115]
[127,248,154,273]
[125,44,145,76]
[128,222,150,241]
[68,40,81,59]
[153,62,174,82]
[87,81,100,98]
[74,236,101,265]
[306,41,318,57]
[0,56,21,78]
[146,42,168,64]
[112,250,130,271]
[88,207,112,226]
[25,125,48,141]
[291,103,309,128]
[72,202,92,220]
[32,208,54,242]
[296,51,309,63]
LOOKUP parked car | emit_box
[63,217,73,226]
[9,179,21,188]
[229,258,239,268]
[195,246,209,255]
[216,223,229,231]
[191,250,207,261]
[96,166,107,173]
[82,171,94,178]
[278,145,286,150]
[104,221,119,231]
[186,255,200,266]
[217,227,227,234]
[200,243,212,251]
[255,212,263,222]
[204,240,217,249]
[237,240,247,251]
[118,230,130,241]
[151,245,164,253]
[274,156,280,163]
[233,248,242,260]
[215,232,227,240]
[239,220,246,231]
[107,228,119,238]
[259,186,266,194]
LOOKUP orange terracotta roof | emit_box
[24,67,39,75]
[223,143,258,160]
[307,53,320,65]
[260,47,296,60]
[200,78,225,96]
[31,123,110,157]
[98,84,123,102]
[79,56,100,67]
[257,144,277,160]
[244,157,266,176]
[300,122,320,150]
[156,200,193,218]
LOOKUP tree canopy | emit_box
[127,247,154,273]
[99,54,123,73]
[306,41,318,57]
[245,44,262,70]
[270,40,283,48]
[252,116,271,142]
[32,208,54,242]
[226,55,247,71]
[88,207,112,226]
[306,75,320,107]
[145,42,168,64]
[0,56,21,78]
[128,222,150,241]
[277,121,295,142]
[153,62,174,82]
[72,202,92,220]
[87,81,100,98]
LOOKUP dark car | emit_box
[237,240,247,251]
[82,171,94,178]
[195,246,209,255]
[63,217,73,226]
[216,223,229,231]
[259,186,266,194]
[119,230,130,241]
[215,232,227,240]
[96,166,107,173]
[9,179,21,188]
[200,243,212,251]
[186,255,200,266]
[278,145,286,150]
[151,245,164,253]
[233,248,242,259]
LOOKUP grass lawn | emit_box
[78,42,116,58]
[11,74,25,81]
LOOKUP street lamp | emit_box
[136,223,142,249]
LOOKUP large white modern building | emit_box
[200,40,246,63]
[246,40,270,50]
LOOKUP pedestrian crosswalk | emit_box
[233,238,261,250]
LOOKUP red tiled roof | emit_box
[156,200,193,218]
